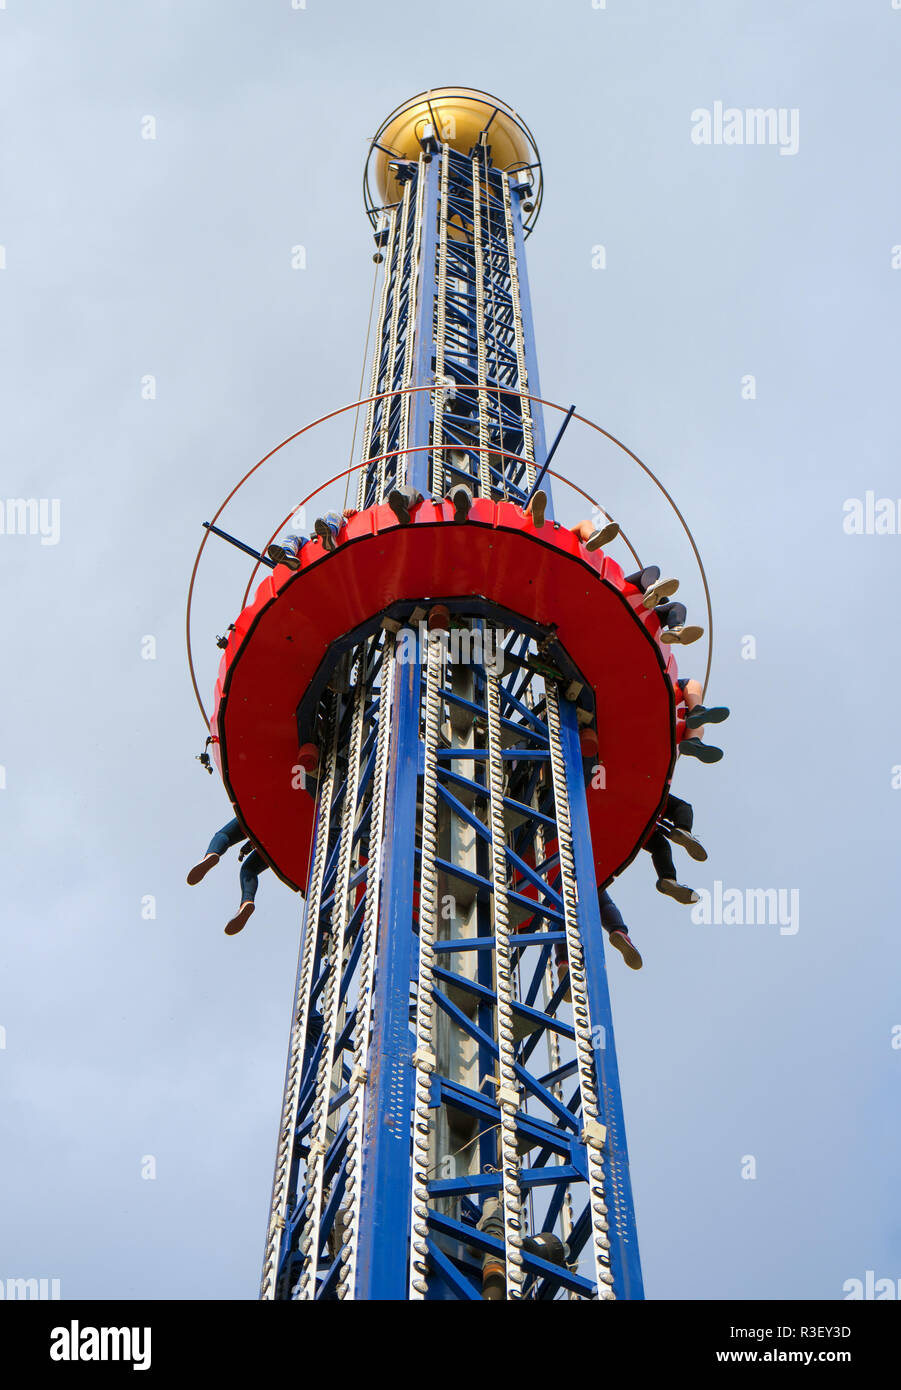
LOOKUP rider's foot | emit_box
[187,853,219,886]
[655,877,700,906]
[585,521,619,550]
[608,929,643,970]
[225,901,255,936]
[660,623,704,645]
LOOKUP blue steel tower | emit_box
[210,89,681,1300]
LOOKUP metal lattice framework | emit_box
[357,145,547,509]
[260,135,644,1300]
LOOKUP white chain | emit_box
[485,665,526,1298]
[337,642,395,1298]
[259,694,340,1300]
[431,147,450,498]
[295,668,368,1299]
[396,158,426,491]
[544,681,614,1300]
[377,180,412,504]
[408,626,444,1298]
[502,175,536,491]
[471,156,492,498]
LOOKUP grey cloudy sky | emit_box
[1,0,899,1299]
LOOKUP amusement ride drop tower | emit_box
[208,89,688,1301]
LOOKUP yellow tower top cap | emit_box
[365,87,542,232]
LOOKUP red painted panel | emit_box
[211,499,682,893]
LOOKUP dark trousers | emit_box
[598,889,626,936]
[662,794,693,832]
[556,888,627,968]
[646,794,694,879]
[646,831,675,881]
[625,566,659,590]
[624,568,685,628]
[656,600,686,629]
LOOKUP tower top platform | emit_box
[366,87,542,228]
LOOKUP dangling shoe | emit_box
[666,827,708,861]
[225,901,255,936]
[449,486,472,522]
[608,930,643,970]
[585,521,620,550]
[679,739,723,763]
[642,576,679,608]
[314,518,338,552]
[528,490,547,527]
[187,853,219,886]
[661,624,704,645]
[267,543,300,571]
[656,878,700,905]
[685,705,730,729]
[388,488,422,525]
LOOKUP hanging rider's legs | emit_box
[598,889,642,970]
[446,482,473,521]
[314,510,347,553]
[267,532,310,572]
[570,516,620,550]
[225,848,269,937]
[187,817,244,885]
[388,484,424,525]
[659,793,707,862]
[624,565,680,609]
[655,600,704,647]
[646,829,699,905]
[678,676,727,763]
[556,888,642,980]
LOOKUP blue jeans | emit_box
[206,818,243,857]
[281,533,310,560]
[317,511,344,537]
[206,818,268,903]
[238,850,267,904]
[625,566,660,590]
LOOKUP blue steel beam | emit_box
[556,693,644,1301]
[354,639,422,1300]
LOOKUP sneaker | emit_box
[450,487,471,523]
[225,901,255,936]
[186,853,219,886]
[585,521,620,550]
[314,518,337,552]
[528,490,547,527]
[660,624,704,645]
[388,489,421,525]
[608,930,643,970]
[642,577,680,608]
[685,705,730,729]
[666,827,708,861]
[267,544,300,571]
[679,739,723,763]
[656,878,700,906]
